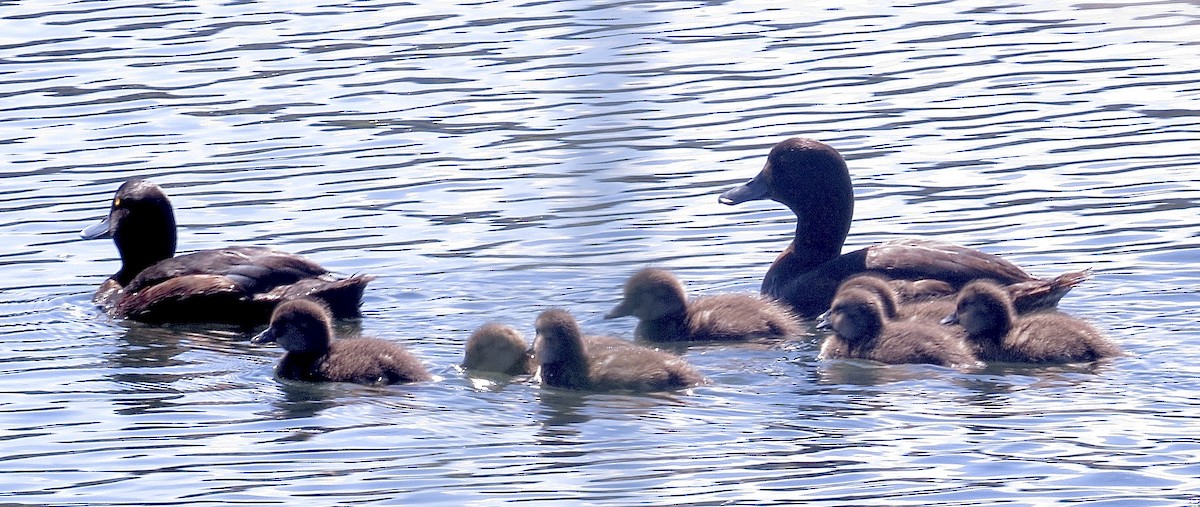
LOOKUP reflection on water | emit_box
[2,0,1200,504]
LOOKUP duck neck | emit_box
[540,337,590,389]
[637,312,689,342]
[113,211,177,287]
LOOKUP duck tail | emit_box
[1007,268,1091,313]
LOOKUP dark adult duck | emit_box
[81,179,373,324]
[719,137,1087,318]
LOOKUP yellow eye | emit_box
[113,197,122,208]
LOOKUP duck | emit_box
[251,299,430,384]
[833,274,957,325]
[81,179,373,324]
[534,308,704,392]
[818,287,980,369]
[718,137,1089,318]
[604,267,801,342]
[943,280,1121,364]
[462,322,535,376]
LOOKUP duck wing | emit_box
[123,246,329,295]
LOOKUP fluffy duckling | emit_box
[944,280,1121,363]
[534,309,703,392]
[252,299,430,385]
[835,274,956,324]
[81,179,372,324]
[462,323,535,376]
[605,268,801,342]
[819,288,979,369]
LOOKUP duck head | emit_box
[463,323,534,375]
[81,179,178,286]
[822,288,886,344]
[252,299,334,353]
[718,138,854,255]
[943,280,1013,342]
[605,268,688,322]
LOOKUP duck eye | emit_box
[113,197,122,208]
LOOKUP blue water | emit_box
[2,0,1199,504]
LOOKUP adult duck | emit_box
[81,179,373,324]
[719,137,1087,318]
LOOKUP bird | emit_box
[604,267,800,342]
[533,308,703,392]
[81,179,372,324]
[943,280,1122,364]
[819,287,980,369]
[718,137,1088,318]
[462,322,535,376]
[251,299,430,385]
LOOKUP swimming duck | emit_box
[943,280,1121,363]
[819,287,980,369]
[604,268,801,342]
[534,309,703,392]
[81,179,372,324]
[251,299,430,384]
[462,323,535,375]
[718,137,1088,318]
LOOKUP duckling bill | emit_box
[82,179,372,324]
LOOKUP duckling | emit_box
[819,288,979,369]
[81,179,372,324]
[252,299,430,385]
[534,309,703,392]
[833,274,956,325]
[605,268,800,342]
[462,323,534,376]
[944,280,1121,363]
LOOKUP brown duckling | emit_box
[252,299,430,385]
[81,179,372,324]
[605,268,801,342]
[819,288,980,369]
[834,274,957,325]
[534,309,703,392]
[462,323,535,376]
[944,280,1121,364]
[718,137,1088,318]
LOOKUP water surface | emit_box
[2,0,1199,505]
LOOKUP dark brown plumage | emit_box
[604,268,801,342]
[81,179,372,324]
[819,288,980,369]
[462,323,534,376]
[945,280,1122,364]
[718,137,1088,318]
[534,309,703,392]
[252,299,430,385]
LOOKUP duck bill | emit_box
[81,216,113,240]
[250,327,278,345]
[718,163,771,205]
[940,313,959,325]
[814,309,832,330]
[604,301,633,320]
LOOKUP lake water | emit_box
[2,0,1199,504]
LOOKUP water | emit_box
[2,0,1199,504]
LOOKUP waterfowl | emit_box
[81,179,372,324]
[718,137,1087,318]
[834,274,957,324]
[251,299,430,384]
[604,268,801,342]
[462,323,535,376]
[819,288,980,369]
[534,309,703,392]
[944,280,1121,364]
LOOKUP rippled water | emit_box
[2,0,1199,504]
